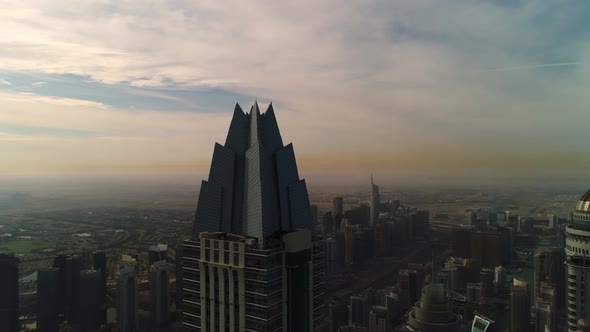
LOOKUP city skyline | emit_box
[2,1,590,186]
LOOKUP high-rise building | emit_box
[511,279,530,332]
[150,261,171,327]
[0,253,19,332]
[37,268,60,332]
[79,269,102,331]
[117,266,138,332]
[333,196,344,224]
[370,174,380,226]
[52,254,67,322]
[66,255,82,325]
[368,306,388,332]
[328,300,348,332]
[564,190,590,331]
[398,269,418,309]
[182,103,325,332]
[397,284,461,332]
[493,266,506,294]
[149,244,168,264]
[93,251,107,325]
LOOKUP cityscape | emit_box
[1,102,588,331]
[2,1,590,332]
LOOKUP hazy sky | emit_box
[1,1,590,186]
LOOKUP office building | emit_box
[370,174,380,226]
[328,300,348,332]
[182,103,325,331]
[66,255,82,325]
[79,269,102,331]
[93,251,107,324]
[333,197,344,221]
[37,268,60,332]
[493,266,506,294]
[150,260,171,327]
[368,306,388,332]
[350,293,372,327]
[0,253,19,332]
[118,266,138,332]
[149,243,168,264]
[52,254,67,322]
[565,189,590,331]
[466,282,483,304]
[511,279,530,332]
[398,269,418,308]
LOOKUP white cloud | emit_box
[0,78,12,85]
[0,1,589,181]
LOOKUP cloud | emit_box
[31,81,45,87]
[0,0,589,184]
[0,78,12,85]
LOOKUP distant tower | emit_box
[333,196,344,225]
[0,253,19,332]
[79,270,102,331]
[511,280,530,332]
[52,255,67,322]
[92,251,107,325]
[149,244,168,265]
[370,174,380,226]
[66,255,82,325]
[37,268,60,332]
[565,190,590,331]
[117,266,138,332]
[150,261,170,327]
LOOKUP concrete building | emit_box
[182,103,325,331]
[0,253,19,332]
[565,190,590,331]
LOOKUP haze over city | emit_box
[1,0,589,189]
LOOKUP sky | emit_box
[1,0,590,188]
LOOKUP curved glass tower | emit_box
[565,190,590,331]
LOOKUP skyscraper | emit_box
[79,270,102,331]
[37,268,60,332]
[66,255,82,325]
[93,251,107,325]
[511,279,530,332]
[150,261,171,327]
[565,190,590,331]
[0,253,19,332]
[117,266,138,332]
[52,254,67,322]
[370,174,380,226]
[182,102,326,332]
[333,197,344,230]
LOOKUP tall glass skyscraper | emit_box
[182,102,326,332]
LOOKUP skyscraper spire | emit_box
[192,102,312,247]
